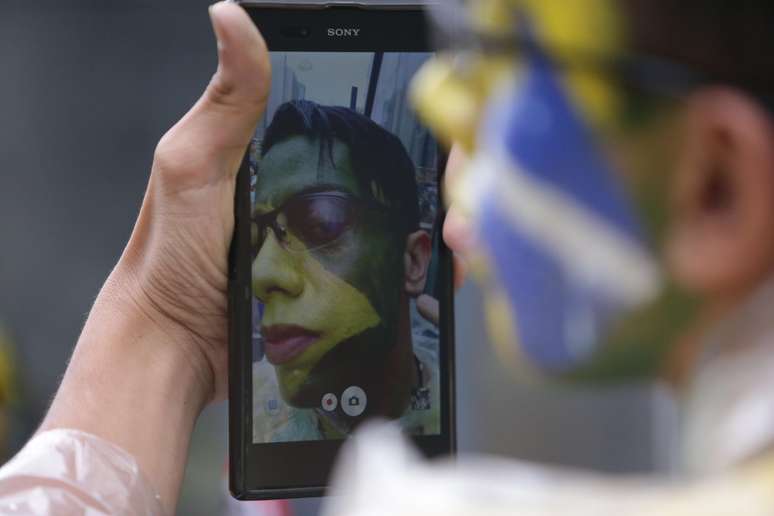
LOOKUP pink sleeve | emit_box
[0,429,164,515]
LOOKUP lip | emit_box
[262,325,321,365]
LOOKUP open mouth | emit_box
[262,325,321,365]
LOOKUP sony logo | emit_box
[328,28,361,37]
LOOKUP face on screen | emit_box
[251,52,441,443]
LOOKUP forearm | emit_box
[31,4,268,513]
[40,269,210,515]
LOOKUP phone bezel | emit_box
[229,3,456,500]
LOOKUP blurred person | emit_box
[0,1,773,516]
[326,0,774,513]
[251,100,440,441]
[409,0,774,478]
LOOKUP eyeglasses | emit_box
[252,191,386,255]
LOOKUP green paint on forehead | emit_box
[253,132,406,319]
[255,136,365,211]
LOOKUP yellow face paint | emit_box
[411,55,514,152]
[252,135,404,406]
[256,241,381,401]
[412,0,626,150]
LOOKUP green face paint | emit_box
[253,136,406,406]
[572,107,701,382]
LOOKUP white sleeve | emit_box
[323,423,774,516]
[0,429,164,516]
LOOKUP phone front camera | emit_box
[282,26,312,39]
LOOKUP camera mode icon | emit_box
[341,386,367,417]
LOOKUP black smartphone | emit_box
[229,0,455,500]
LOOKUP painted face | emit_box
[252,135,406,406]
[414,0,701,380]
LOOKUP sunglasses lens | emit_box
[285,195,354,250]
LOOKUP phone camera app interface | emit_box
[250,52,441,443]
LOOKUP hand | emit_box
[41,4,270,512]
[417,294,440,326]
[443,144,474,289]
[114,2,270,403]
[416,146,473,327]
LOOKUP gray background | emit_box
[0,1,676,515]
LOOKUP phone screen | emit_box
[249,51,442,443]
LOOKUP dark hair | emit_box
[261,100,420,234]
[624,1,774,97]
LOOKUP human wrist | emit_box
[41,266,212,514]
[98,263,218,405]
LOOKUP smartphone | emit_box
[229,0,455,499]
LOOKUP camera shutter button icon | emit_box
[341,386,367,417]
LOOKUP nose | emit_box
[252,232,304,301]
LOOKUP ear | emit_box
[403,230,432,296]
[666,87,774,300]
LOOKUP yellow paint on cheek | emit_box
[270,251,381,400]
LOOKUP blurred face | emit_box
[413,0,703,380]
[418,0,774,384]
[252,136,405,406]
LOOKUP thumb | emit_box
[204,0,271,148]
[154,1,271,187]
